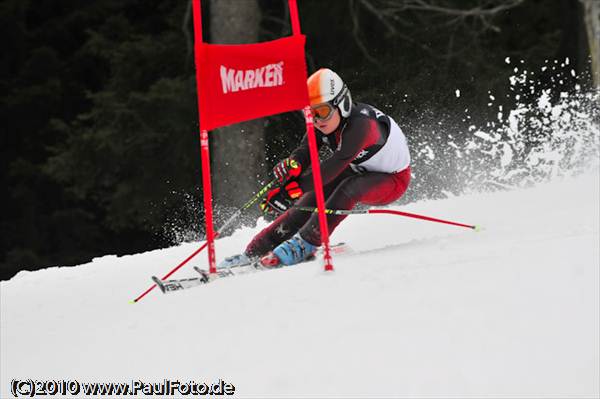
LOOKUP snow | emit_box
[1,171,599,398]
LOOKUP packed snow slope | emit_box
[1,172,599,398]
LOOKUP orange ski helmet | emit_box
[307,68,353,118]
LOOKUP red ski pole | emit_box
[295,206,480,230]
[131,242,212,303]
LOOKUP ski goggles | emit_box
[310,102,335,121]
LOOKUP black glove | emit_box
[260,181,303,214]
[273,158,302,184]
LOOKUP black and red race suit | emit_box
[246,103,411,256]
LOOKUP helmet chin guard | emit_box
[307,68,353,118]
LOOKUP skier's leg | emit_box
[299,167,411,245]
[244,195,314,257]
[245,169,356,257]
[219,197,320,268]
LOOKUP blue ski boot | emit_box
[272,233,317,266]
[217,252,255,269]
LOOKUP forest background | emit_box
[1,0,598,280]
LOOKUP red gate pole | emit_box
[192,0,217,274]
[199,130,217,273]
[303,107,334,271]
[288,0,301,35]
[289,0,334,271]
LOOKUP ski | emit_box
[150,265,258,294]
[151,242,352,294]
[151,268,236,293]
[151,274,206,293]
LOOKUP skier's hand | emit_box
[273,158,302,184]
[260,181,303,214]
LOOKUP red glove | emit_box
[273,158,302,184]
[260,181,303,214]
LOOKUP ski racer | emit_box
[219,68,412,267]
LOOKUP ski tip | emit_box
[473,225,483,232]
[129,300,137,304]
[151,276,167,293]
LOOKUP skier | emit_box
[219,68,412,267]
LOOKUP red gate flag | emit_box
[196,36,309,131]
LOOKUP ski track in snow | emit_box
[1,172,599,397]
